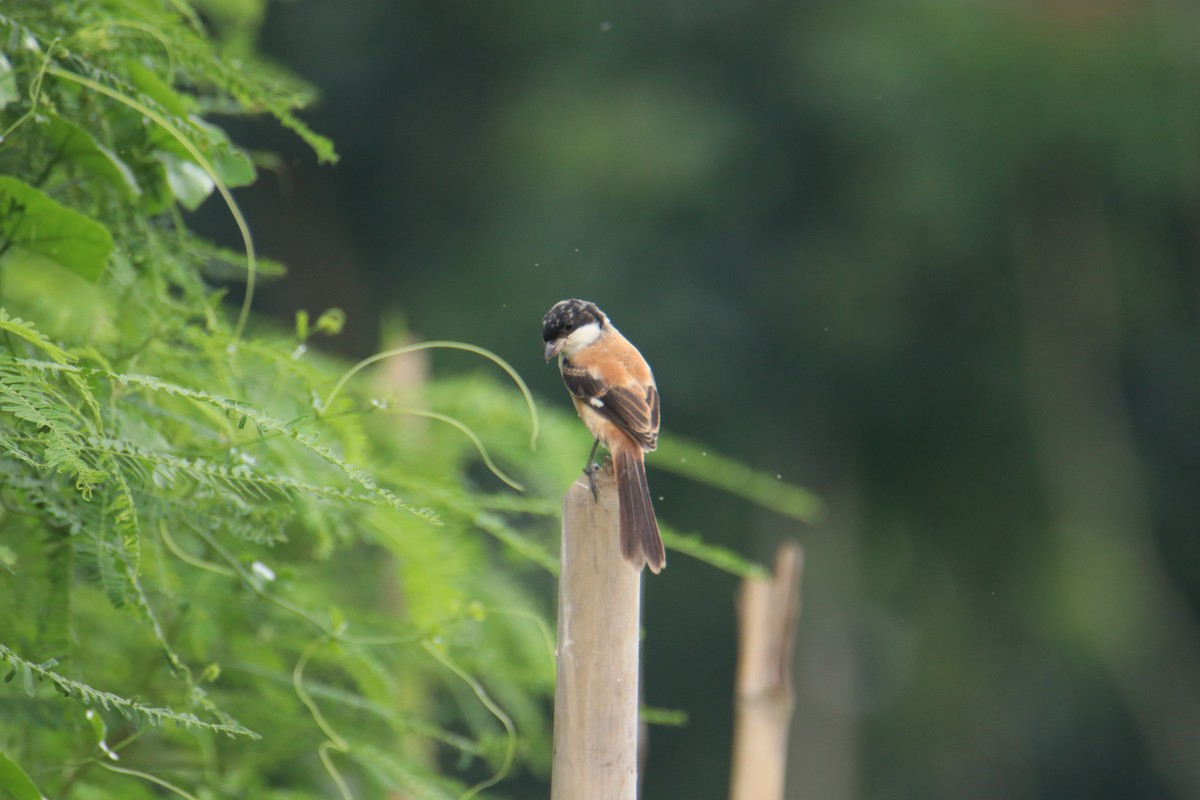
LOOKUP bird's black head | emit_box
[541,299,605,343]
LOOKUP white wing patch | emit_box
[589,397,605,408]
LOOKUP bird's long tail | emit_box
[615,446,666,573]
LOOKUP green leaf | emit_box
[43,116,141,197]
[211,146,256,187]
[125,60,193,118]
[191,118,256,188]
[157,151,215,210]
[0,177,113,282]
[0,55,17,110]
[0,545,15,573]
[85,709,121,762]
[0,751,44,800]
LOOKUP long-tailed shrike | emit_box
[542,299,665,573]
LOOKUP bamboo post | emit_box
[729,541,804,800]
[551,466,642,800]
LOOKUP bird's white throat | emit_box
[560,321,603,358]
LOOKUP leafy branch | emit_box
[0,644,258,739]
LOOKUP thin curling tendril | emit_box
[320,341,540,450]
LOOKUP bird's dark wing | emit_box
[561,361,659,451]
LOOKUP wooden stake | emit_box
[551,466,642,800]
[729,541,804,800]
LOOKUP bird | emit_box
[542,299,666,573]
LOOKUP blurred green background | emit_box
[195,1,1200,797]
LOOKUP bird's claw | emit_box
[583,461,600,501]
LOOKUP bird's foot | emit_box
[583,461,601,501]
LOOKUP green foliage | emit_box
[0,2,559,797]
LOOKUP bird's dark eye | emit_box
[563,323,575,332]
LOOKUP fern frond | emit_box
[173,43,337,163]
[659,524,769,579]
[12,358,440,523]
[85,436,396,508]
[0,310,73,364]
[105,368,440,523]
[105,467,142,572]
[153,495,289,546]
[655,436,824,523]
[0,429,40,469]
[122,553,245,731]
[88,512,139,609]
[0,644,258,739]
[472,512,558,575]
[0,359,108,496]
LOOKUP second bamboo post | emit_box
[729,541,804,800]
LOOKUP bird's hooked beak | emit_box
[544,339,565,362]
